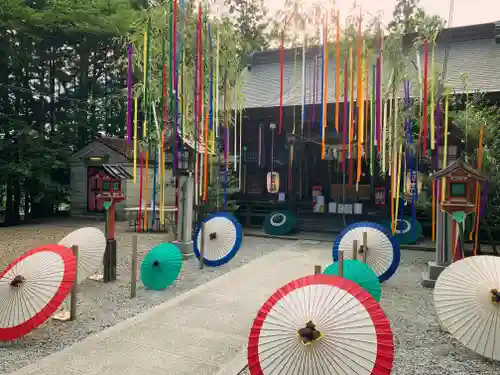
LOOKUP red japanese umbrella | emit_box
[0,244,76,341]
[248,274,394,375]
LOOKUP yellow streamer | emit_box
[394,143,403,234]
[133,98,138,184]
[430,36,436,149]
[142,31,147,139]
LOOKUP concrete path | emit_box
[9,241,331,375]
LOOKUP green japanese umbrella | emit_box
[263,210,296,236]
[323,259,382,302]
[381,216,423,245]
[141,243,182,290]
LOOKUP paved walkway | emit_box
[9,241,331,375]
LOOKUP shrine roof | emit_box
[102,164,133,180]
[431,158,488,181]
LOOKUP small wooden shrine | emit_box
[431,158,487,214]
[96,164,132,282]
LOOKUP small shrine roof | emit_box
[102,164,133,180]
[430,158,488,181]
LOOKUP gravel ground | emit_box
[238,245,500,375]
[0,219,288,374]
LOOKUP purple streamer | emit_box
[435,101,441,170]
[480,183,488,217]
[127,44,133,144]
[375,58,381,148]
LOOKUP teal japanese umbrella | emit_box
[141,243,182,290]
[323,259,382,302]
[381,216,423,245]
[263,210,296,236]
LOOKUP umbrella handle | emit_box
[491,289,500,303]
[10,275,25,287]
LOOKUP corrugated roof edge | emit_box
[249,22,497,66]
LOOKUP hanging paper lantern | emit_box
[263,211,296,236]
[266,171,280,193]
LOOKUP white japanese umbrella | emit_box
[0,245,76,341]
[248,274,394,375]
[59,227,106,283]
[434,255,500,360]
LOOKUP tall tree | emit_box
[0,0,139,225]
[388,0,445,37]
[225,0,269,60]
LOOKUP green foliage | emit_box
[225,0,269,60]
[450,91,500,227]
[0,0,262,225]
[388,0,445,37]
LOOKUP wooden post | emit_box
[352,240,358,260]
[314,265,322,275]
[362,231,368,262]
[338,250,344,277]
[70,245,78,321]
[200,219,205,270]
[130,234,138,298]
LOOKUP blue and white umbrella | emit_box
[333,222,400,282]
[193,212,243,267]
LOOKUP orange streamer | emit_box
[473,125,484,254]
[364,50,369,159]
[356,15,363,182]
[321,17,328,159]
[348,46,354,187]
[335,10,340,133]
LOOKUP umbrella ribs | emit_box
[297,321,322,344]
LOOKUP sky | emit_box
[264,0,499,28]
